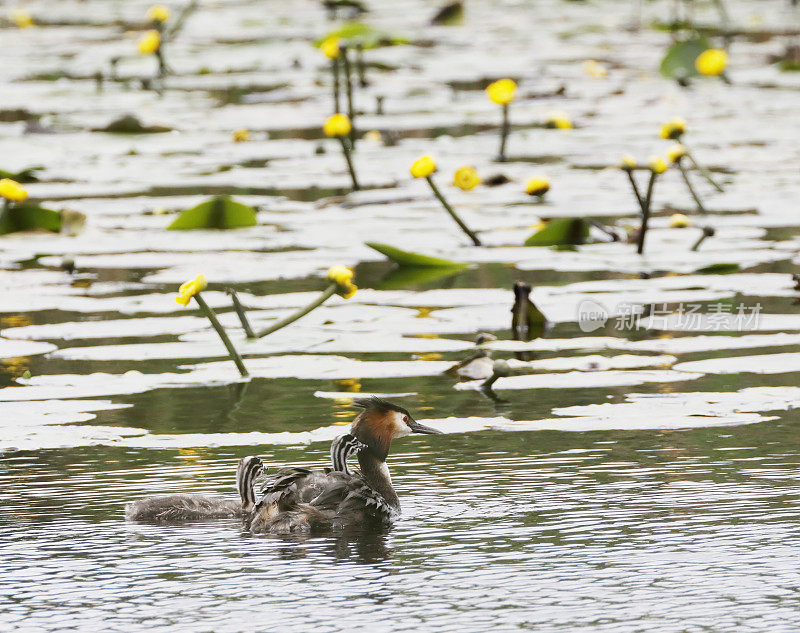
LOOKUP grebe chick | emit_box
[246,397,442,534]
[125,455,265,522]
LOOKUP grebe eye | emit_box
[403,415,409,423]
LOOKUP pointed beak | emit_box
[408,419,443,434]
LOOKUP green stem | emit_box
[331,57,341,113]
[339,137,360,191]
[166,0,199,41]
[498,104,509,162]
[341,46,356,150]
[425,176,481,246]
[252,284,338,339]
[155,45,168,78]
[227,288,256,338]
[193,293,248,378]
[625,169,647,212]
[356,43,367,87]
[685,147,723,192]
[636,171,658,255]
[677,161,707,214]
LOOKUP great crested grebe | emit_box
[125,398,441,533]
[244,397,442,534]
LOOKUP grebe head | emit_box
[351,397,442,461]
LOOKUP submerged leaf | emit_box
[167,196,257,230]
[367,242,469,268]
[524,218,590,247]
[376,265,464,289]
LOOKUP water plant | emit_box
[411,155,481,246]
[167,196,257,230]
[320,36,343,113]
[620,155,667,255]
[138,5,170,77]
[667,143,707,214]
[546,111,573,129]
[453,166,480,191]
[324,113,360,190]
[485,78,516,162]
[659,117,723,192]
[696,48,729,80]
[525,176,550,199]
[175,275,249,378]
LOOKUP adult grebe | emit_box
[245,397,442,534]
[125,398,441,532]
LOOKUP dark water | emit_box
[3,411,800,632]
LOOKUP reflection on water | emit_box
[3,421,800,631]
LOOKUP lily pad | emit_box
[366,242,469,268]
[524,218,590,247]
[315,22,408,48]
[0,202,62,235]
[167,196,258,230]
[659,37,711,80]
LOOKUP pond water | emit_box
[2,0,800,630]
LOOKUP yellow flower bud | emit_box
[485,78,517,106]
[0,178,28,202]
[232,128,250,143]
[619,154,637,170]
[327,266,357,299]
[695,48,728,76]
[323,113,352,137]
[583,59,607,78]
[137,30,161,55]
[175,274,207,306]
[648,156,668,174]
[660,117,686,140]
[364,130,382,144]
[10,9,33,28]
[146,5,170,22]
[666,143,687,163]
[669,213,690,228]
[410,155,436,179]
[453,166,481,191]
[525,176,550,197]
[546,111,572,129]
[320,36,341,59]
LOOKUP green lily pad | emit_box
[524,218,590,247]
[366,242,469,268]
[376,265,465,290]
[0,202,62,235]
[0,167,41,183]
[695,263,741,275]
[96,115,172,134]
[659,37,710,80]
[315,22,409,48]
[167,196,257,230]
[431,2,464,25]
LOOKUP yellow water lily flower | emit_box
[0,178,28,202]
[666,143,687,163]
[10,9,33,28]
[525,177,550,197]
[619,154,637,170]
[137,30,161,55]
[660,117,686,140]
[648,156,668,174]
[323,113,352,137]
[327,266,357,299]
[669,213,690,228]
[146,4,170,22]
[232,128,250,143]
[696,49,728,76]
[546,111,572,129]
[175,274,208,306]
[320,36,341,59]
[410,155,436,179]
[583,59,607,78]
[453,166,481,191]
[364,130,382,144]
[485,78,517,106]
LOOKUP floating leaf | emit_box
[0,167,41,183]
[695,262,740,275]
[0,202,62,235]
[431,1,463,25]
[659,37,710,80]
[524,218,590,247]
[315,21,408,48]
[95,114,172,134]
[167,196,257,230]
[366,242,469,268]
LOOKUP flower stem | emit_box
[636,171,658,255]
[226,288,256,338]
[252,284,338,339]
[677,161,708,214]
[338,137,360,191]
[685,148,723,192]
[498,104,509,162]
[341,46,357,150]
[426,176,481,246]
[625,169,646,211]
[331,57,341,113]
[355,43,368,87]
[193,293,248,378]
